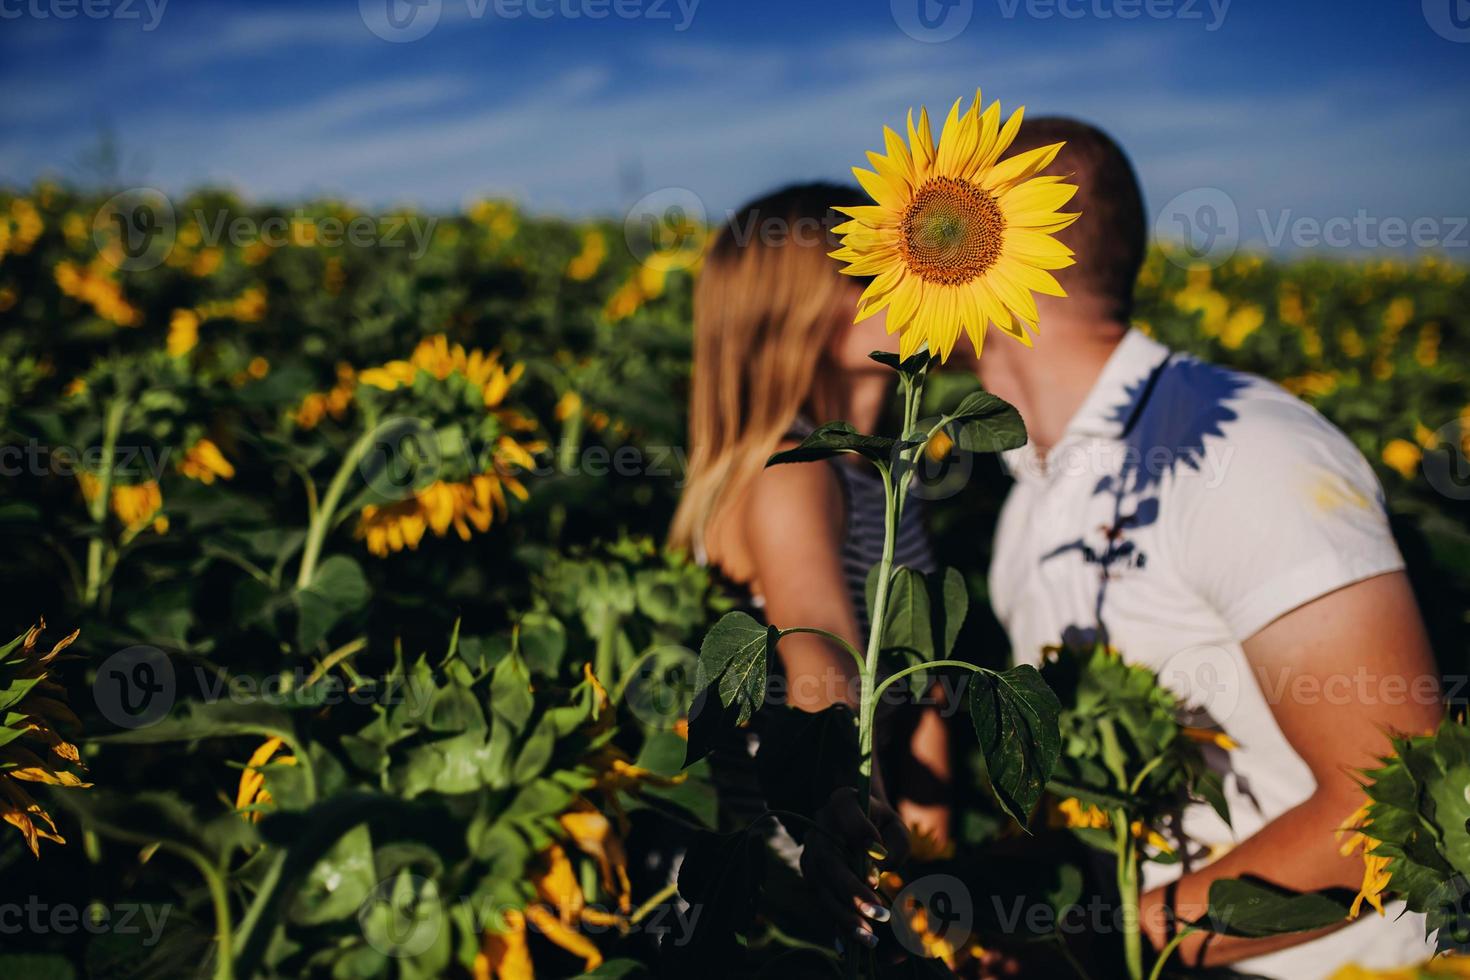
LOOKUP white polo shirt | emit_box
[989,329,1435,978]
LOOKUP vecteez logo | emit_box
[360,0,443,42]
[1424,0,1470,42]
[892,0,974,42]
[93,188,177,272]
[1154,188,1241,269]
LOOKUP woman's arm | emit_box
[744,458,863,710]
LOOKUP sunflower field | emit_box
[0,181,1467,979]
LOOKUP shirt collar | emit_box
[1002,328,1173,484]
[1062,328,1174,441]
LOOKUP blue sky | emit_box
[2,0,1468,251]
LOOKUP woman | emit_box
[669,183,951,844]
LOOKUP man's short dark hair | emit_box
[1006,118,1146,321]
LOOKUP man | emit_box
[804,118,1444,977]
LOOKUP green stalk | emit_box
[1115,809,1143,980]
[163,845,233,980]
[595,614,621,689]
[1146,926,1200,980]
[847,360,930,979]
[83,397,127,606]
[855,468,897,799]
[296,429,375,589]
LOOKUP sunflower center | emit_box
[899,177,1005,285]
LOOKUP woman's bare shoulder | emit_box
[709,449,845,584]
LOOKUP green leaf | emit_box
[935,567,968,657]
[94,696,295,746]
[969,665,1062,825]
[683,679,742,768]
[691,611,775,727]
[52,788,257,864]
[294,554,370,651]
[517,612,566,677]
[949,391,1027,454]
[577,960,648,978]
[1194,878,1352,938]
[868,350,933,376]
[633,732,718,829]
[425,684,485,733]
[489,649,534,733]
[766,420,895,466]
[0,955,74,980]
[287,824,377,925]
[881,566,932,658]
[511,715,558,783]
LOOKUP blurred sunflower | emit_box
[566,229,607,281]
[177,438,235,484]
[77,473,168,536]
[603,265,668,323]
[1,620,88,857]
[54,260,142,327]
[476,909,534,980]
[354,336,543,556]
[1382,439,1423,480]
[358,334,530,415]
[1050,797,1174,854]
[293,363,357,430]
[357,469,531,557]
[831,90,1080,361]
[167,309,200,357]
[234,737,296,823]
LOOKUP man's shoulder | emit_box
[1145,351,1353,461]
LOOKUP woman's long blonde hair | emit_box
[669,183,870,580]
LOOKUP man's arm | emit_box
[1141,571,1442,965]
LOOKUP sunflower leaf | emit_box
[969,665,1062,825]
[1192,878,1352,938]
[949,391,1028,453]
[766,421,896,466]
[868,350,933,376]
[690,611,776,728]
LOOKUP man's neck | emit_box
[977,310,1130,455]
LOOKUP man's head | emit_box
[1007,117,1146,322]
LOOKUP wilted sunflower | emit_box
[1,619,89,857]
[831,90,1081,361]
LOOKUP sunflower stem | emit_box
[1115,810,1143,980]
[849,356,930,979]
[296,429,375,591]
[1147,926,1199,980]
[83,397,127,608]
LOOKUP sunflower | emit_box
[1338,799,1392,918]
[1051,797,1174,854]
[293,363,357,430]
[177,437,235,484]
[352,336,543,556]
[78,473,168,537]
[1,619,89,857]
[355,462,533,558]
[233,737,296,823]
[830,90,1081,361]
